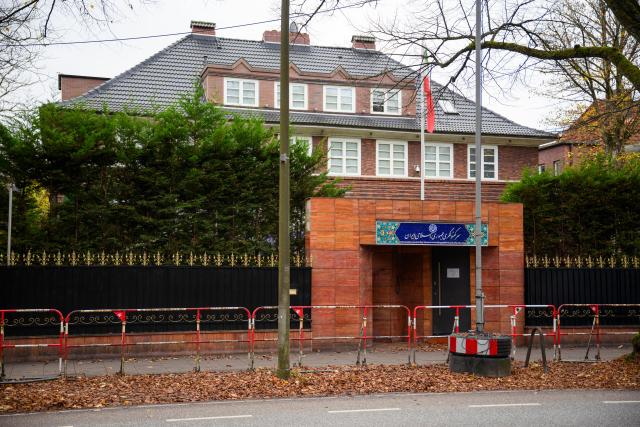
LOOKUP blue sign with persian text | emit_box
[376,221,488,246]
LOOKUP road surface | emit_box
[1,389,638,426]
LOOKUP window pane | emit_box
[326,88,338,109]
[340,88,353,111]
[484,148,495,163]
[439,165,451,177]
[425,162,437,176]
[387,92,399,113]
[372,90,385,112]
[227,80,239,89]
[439,147,450,161]
[379,166,390,174]
[393,144,404,155]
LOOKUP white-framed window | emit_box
[376,140,407,177]
[323,86,355,113]
[468,145,498,180]
[424,143,453,179]
[274,82,308,110]
[291,135,313,156]
[328,137,360,175]
[371,88,401,115]
[538,164,546,174]
[224,78,259,107]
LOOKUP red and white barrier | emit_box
[0,308,65,380]
[448,335,499,356]
[64,307,252,374]
[251,305,412,367]
[556,303,640,361]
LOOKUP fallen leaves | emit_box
[1,358,638,414]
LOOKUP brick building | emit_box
[538,102,640,175]
[61,21,554,337]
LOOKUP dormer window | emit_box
[438,100,459,114]
[324,86,355,113]
[224,78,259,107]
[275,82,308,110]
[371,89,401,115]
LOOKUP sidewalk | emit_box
[1,342,632,381]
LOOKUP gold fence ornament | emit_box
[142,251,149,266]
[112,251,122,266]
[154,251,163,266]
[200,252,210,267]
[214,253,223,267]
[70,251,78,266]
[126,251,135,266]
[99,251,107,266]
[55,251,63,266]
[24,250,32,266]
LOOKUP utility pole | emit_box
[277,0,291,379]
[474,0,484,333]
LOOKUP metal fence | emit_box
[525,267,640,327]
[0,266,311,336]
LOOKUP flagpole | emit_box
[419,67,425,202]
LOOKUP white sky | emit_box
[23,0,561,131]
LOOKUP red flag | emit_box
[293,307,304,319]
[114,311,126,322]
[423,76,435,133]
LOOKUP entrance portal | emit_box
[431,247,471,335]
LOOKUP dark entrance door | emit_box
[431,247,471,335]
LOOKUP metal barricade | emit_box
[0,308,65,381]
[412,305,473,364]
[64,307,252,375]
[251,305,412,368]
[557,303,640,361]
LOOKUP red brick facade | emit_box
[306,198,525,339]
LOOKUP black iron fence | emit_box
[0,266,311,336]
[525,267,640,327]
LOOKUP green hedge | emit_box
[502,154,640,257]
[0,87,345,254]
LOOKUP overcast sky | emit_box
[24,0,563,131]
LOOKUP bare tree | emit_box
[0,1,142,117]
[370,0,640,154]
[542,0,640,154]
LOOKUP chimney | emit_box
[262,29,310,45]
[191,20,216,36]
[58,74,109,101]
[351,35,376,50]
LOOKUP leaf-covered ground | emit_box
[1,359,638,414]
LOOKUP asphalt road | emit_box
[1,389,639,426]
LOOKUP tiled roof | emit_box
[63,33,554,139]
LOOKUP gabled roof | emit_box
[62,33,554,139]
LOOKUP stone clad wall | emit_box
[306,198,524,339]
